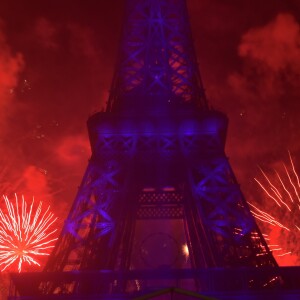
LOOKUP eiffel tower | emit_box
[9,0,300,299]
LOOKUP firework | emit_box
[0,194,58,272]
[250,152,300,264]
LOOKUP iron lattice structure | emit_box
[106,0,208,112]
[11,0,298,299]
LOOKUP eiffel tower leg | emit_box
[44,133,137,294]
[186,155,278,268]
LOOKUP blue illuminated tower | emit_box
[11,0,300,299]
[44,0,276,273]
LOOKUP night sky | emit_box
[0,0,300,280]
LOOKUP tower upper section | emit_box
[106,0,208,113]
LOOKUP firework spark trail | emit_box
[254,176,281,208]
[248,202,290,231]
[0,194,58,272]
[251,152,300,261]
[255,168,291,211]
[276,170,294,204]
[289,151,300,192]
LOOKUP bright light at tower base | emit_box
[182,243,189,260]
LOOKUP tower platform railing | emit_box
[8,266,300,299]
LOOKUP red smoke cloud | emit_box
[55,134,90,165]
[67,23,99,59]
[226,13,300,266]
[239,14,300,72]
[0,22,24,128]
[232,13,300,146]
[0,165,53,206]
[229,13,300,106]
[35,17,60,50]
[0,25,24,95]
[22,165,50,197]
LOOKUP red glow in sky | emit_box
[0,1,299,289]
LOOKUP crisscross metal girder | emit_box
[44,157,128,273]
[107,0,207,111]
[97,135,136,153]
[186,156,275,266]
[181,135,223,154]
[190,158,235,186]
[190,161,254,225]
[96,134,222,154]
